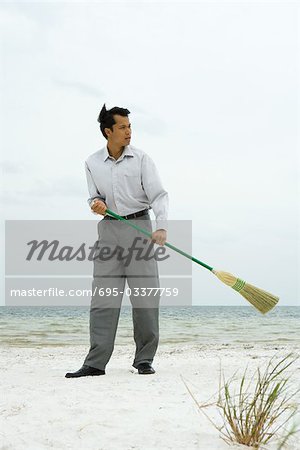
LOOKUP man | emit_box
[65,104,168,378]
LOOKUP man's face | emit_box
[105,114,131,147]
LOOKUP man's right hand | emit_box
[91,199,107,216]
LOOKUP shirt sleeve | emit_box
[85,161,105,208]
[141,154,169,231]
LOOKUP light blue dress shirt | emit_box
[85,145,169,231]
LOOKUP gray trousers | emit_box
[84,213,160,371]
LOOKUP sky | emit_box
[0,0,299,306]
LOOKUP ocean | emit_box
[0,306,299,347]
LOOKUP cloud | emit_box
[28,176,86,198]
[52,78,105,99]
[134,114,167,136]
[0,176,87,207]
[0,161,26,174]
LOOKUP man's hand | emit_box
[151,229,167,246]
[91,199,107,216]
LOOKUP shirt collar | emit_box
[103,145,134,162]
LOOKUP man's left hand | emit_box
[151,229,167,246]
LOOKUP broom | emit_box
[105,209,279,314]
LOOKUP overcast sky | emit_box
[0,1,298,306]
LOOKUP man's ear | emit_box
[104,127,111,138]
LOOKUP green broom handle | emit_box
[105,209,214,272]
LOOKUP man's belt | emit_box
[105,209,149,220]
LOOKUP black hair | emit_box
[97,103,130,139]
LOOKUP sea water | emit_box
[0,306,299,347]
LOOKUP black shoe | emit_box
[137,363,155,375]
[65,365,105,378]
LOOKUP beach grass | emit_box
[183,354,300,448]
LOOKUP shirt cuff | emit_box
[155,219,168,231]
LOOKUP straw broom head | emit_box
[212,270,279,314]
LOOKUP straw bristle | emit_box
[212,270,279,314]
[239,283,279,314]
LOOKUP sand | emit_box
[1,343,299,450]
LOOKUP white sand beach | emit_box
[1,343,299,450]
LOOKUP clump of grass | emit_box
[217,354,299,447]
[182,354,299,448]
